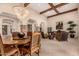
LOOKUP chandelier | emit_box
[13,5,29,20]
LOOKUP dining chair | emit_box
[0,34,19,56]
[55,30,68,41]
[12,32,19,40]
[20,32,41,56]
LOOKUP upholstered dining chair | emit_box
[0,34,19,56]
[20,32,41,56]
[55,31,68,41]
[12,32,19,40]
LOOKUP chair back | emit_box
[12,32,19,39]
[0,34,5,55]
[62,31,68,41]
[55,31,62,41]
[55,31,68,41]
[31,32,40,50]
[27,32,32,38]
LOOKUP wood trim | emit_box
[47,8,78,18]
[48,3,59,13]
[40,3,68,14]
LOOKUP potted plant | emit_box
[69,31,76,38]
[67,21,74,24]
[67,21,77,38]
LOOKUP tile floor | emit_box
[39,38,79,56]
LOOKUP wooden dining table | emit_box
[2,36,30,45]
[2,36,31,55]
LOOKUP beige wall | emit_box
[0,18,2,34]
[25,8,48,33]
[48,11,79,39]
[0,4,48,35]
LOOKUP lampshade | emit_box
[13,6,29,20]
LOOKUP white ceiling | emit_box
[28,3,51,12]
[57,4,78,13]
[28,3,78,17]
[0,3,78,18]
[0,3,20,7]
[42,10,57,17]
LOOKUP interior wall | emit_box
[0,4,48,35]
[48,11,79,39]
[78,4,79,39]
[0,18,2,35]
[26,8,48,33]
[15,7,48,33]
[0,4,20,35]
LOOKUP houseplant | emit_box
[67,21,77,38]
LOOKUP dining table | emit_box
[2,36,31,55]
[2,36,30,45]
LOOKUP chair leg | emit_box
[29,52,32,56]
[38,49,40,56]
[30,53,32,56]
[15,45,21,56]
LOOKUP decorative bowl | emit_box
[18,32,25,38]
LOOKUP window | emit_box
[27,24,32,32]
[2,25,8,35]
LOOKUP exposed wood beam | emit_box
[24,3,30,7]
[40,3,68,14]
[48,3,59,13]
[47,8,78,18]
[55,3,68,8]
[40,8,52,14]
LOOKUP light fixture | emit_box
[13,5,29,20]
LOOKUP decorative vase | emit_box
[18,32,25,38]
